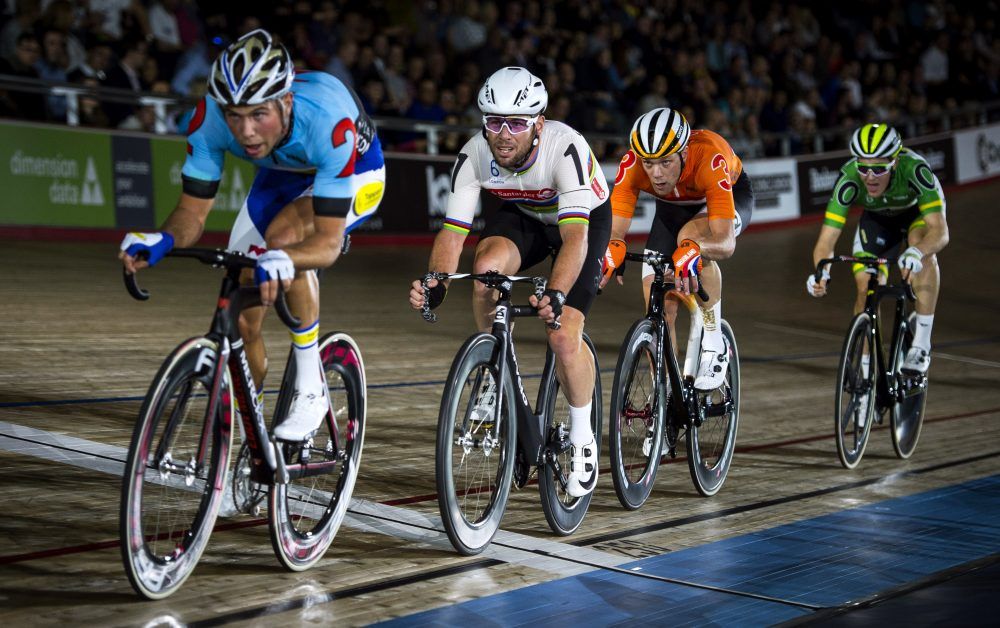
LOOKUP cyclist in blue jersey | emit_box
[119,29,385,442]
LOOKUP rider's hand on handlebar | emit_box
[255,250,294,306]
[806,265,830,297]
[530,288,565,327]
[807,267,830,297]
[898,246,924,280]
[599,239,627,289]
[119,231,174,273]
[672,239,703,296]
[409,276,447,311]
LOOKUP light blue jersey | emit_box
[182,70,383,215]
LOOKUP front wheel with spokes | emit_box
[436,333,516,555]
[835,313,877,469]
[890,318,928,459]
[687,319,740,496]
[119,337,234,599]
[269,332,367,571]
[609,318,665,510]
[539,333,603,534]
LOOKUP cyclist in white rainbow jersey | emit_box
[408,66,611,498]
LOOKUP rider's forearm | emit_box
[429,228,466,284]
[161,194,215,248]
[609,214,631,242]
[282,215,346,270]
[913,216,949,256]
[812,225,842,268]
[695,219,735,260]
[549,227,587,294]
[161,205,207,248]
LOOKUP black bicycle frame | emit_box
[816,255,924,409]
[486,279,562,474]
[124,248,317,488]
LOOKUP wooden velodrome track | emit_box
[1,180,998,626]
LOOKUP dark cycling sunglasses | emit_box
[857,160,895,177]
[482,115,537,134]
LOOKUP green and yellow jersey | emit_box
[823,148,945,229]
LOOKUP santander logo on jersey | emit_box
[615,151,636,185]
[490,187,558,201]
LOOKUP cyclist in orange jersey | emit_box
[601,107,754,390]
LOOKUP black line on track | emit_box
[3,334,997,409]
[183,449,1000,625]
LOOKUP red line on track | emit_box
[1,406,997,566]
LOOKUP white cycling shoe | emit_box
[902,347,931,374]
[273,388,330,441]
[566,437,598,498]
[694,338,730,391]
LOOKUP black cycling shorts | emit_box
[479,200,612,315]
[645,171,755,255]
[854,207,923,258]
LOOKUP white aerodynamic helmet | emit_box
[477,66,548,116]
[208,29,294,107]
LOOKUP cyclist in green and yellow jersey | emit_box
[807,123,949,374]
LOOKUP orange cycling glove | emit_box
[672,239,703,277]
[601,239,627,282]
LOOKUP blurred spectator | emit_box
[87,0,149,42]
[77,75,110,128]
[119,79,174,133]
[0,30,45,120]
[67,38,113,82]
[0,0,40,62]
[104,37,147,125]
[324,38,357,88]
[920,31,950,100]
[35,28,71,121]
[147,0,183,78]
[447,1,487,54]
[37,1,86,73]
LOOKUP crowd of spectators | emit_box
[0,0,997,158]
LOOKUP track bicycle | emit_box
[609,250,740,510]
[420,271,602,555]
[816,256,928,469]
[119,248,366,599]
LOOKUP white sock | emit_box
[701,301,724,352]
[912,313,934,351]
[861,353,870,379]
[569,401,594,446]
[290,321,324,393]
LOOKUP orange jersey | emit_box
[611,129,743,221]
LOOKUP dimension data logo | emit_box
[8,151,103,206]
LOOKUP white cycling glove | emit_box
[898,246,924,275]
[120,232,174,266]
[806,267,830,297]
[255,249,294,285]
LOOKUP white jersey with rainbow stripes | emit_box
[442,120,609,235]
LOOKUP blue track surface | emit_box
[383,474,1000,626]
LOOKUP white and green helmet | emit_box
[849,123,902,159]
[208,29,294,106]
